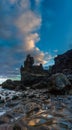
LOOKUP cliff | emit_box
[51,49,72,75]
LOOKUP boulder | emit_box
[2,80,22,90]
[2,79,16,90]
[48,73,71,94]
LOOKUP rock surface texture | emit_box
[51,49,72,75]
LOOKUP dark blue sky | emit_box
[0,0,72,77]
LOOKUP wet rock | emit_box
[19,84,27,90]
[13,124,21,130]
[59,119,72,129]
[12,95,18,100]
[5,102,19,107]
[33,107,40,112]
[48,73,71,94]
[0,120,6,125]
[28,94,35,98]
[0,99,4,104]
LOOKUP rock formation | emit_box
[2,79,21,90]
[51,49,72,75]
[1,50,72,94]
[20,54,49,83]
[20,54,44,74]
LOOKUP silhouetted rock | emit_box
[21,72,48,86]
[2,79,16,90]
[32,81,48,89]
[51,49,72,75]
[20,54,35,73]
[31,73,71,94]
[20,54,49,82]
[2,79,21,90]
[24,54,34,70]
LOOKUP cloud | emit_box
[23,33,40,51]
[16,11,41,33]
[15,0,52,64]
[0,0,53,75]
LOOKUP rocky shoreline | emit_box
[1,49,72,95]
[0,49,72,130]
[0,87,72,130]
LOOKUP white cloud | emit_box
[0,0,53,75]
[23,33,40,51]
[15,0,53,65]
[16,11,41,34]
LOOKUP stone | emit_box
[12,95,18,100]
[24,54,34,70]
[67,74,72,85]
[32,81,48,89]
[13,125,21,130]
[2,80,21,90]
[2,79,16,90]
[51,49,72,75]
[0,99,4,103]
[48,73,71,94]
[20,54,49,83]
[21,72,47,86]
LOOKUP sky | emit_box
[0,0,72,78]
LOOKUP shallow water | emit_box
[0,88,72,130]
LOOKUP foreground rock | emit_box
[31,73,71,95]
[0,91,72,130]
[48,73,71,94]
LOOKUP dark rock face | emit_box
[20,54,49,82]
[2,79,16,90]
[51,49,72,75]
[2,50,72,94]
[32,81,48,89]
[31,73,71,94]
[20,54,43,73]
[19,52,72,94]
[2,79,21,90]
[49,73,71,90]
[24,54,34,70]
[21,72,48,86]
[48,73,71,95]
[67,75,72,84]
[13,125,21,130]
